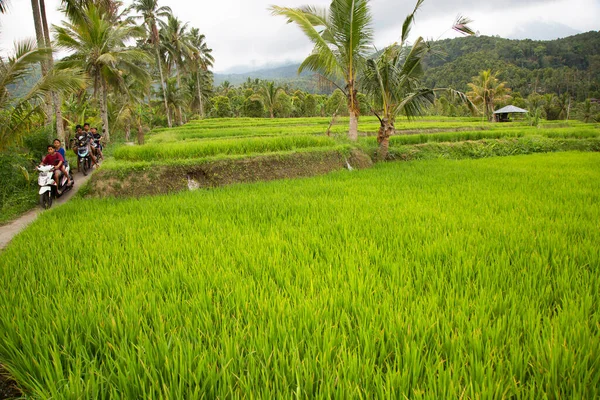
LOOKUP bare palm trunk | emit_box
[137,119,144,145]
[376,119,394,161]
[347,83,359,141]
[31,0,52,126]
[155,45,172,128]
[125,121,131,142]
[196,72,204,118]
[349,110,358,141]
[99,77,110,142]
[175,67,184,125]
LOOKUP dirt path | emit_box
[0,170,94,252]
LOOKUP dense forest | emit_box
[422,31,600,101]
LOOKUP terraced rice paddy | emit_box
[1,152,599,398]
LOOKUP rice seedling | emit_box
[0,152,598,398]
[114,135,337,162]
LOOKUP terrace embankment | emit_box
[84,148,372,198]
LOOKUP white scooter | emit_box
[37,164,74,209]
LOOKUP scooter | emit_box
[76,134,93,176]
[37,164,74,209]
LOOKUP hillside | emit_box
[215,31,600,99]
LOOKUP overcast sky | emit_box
[0,0,598,73]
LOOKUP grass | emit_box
[114,135,337,162]
[1,152,598,398]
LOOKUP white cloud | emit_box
[0,0,597,72]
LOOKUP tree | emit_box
[243,96,264,118]
[55,3,150,141]
[259,81,283,118]
[273,91,293,117]
[362,1,474,159]
[131,0,173,128]
[159,14,190,125]
[211,96,232,118]
[271,0,373,140]
[188,27,214,118]
[467,69,511,121]
[0,40,85,150]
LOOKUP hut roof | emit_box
[494,105,528,114]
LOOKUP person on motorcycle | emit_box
[41,145,72,187]
[53,138,66,161]
[80,122,98,166]
[91,127,103,160]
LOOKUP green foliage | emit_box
[325,89,347,115]
[242,97,264,118]
[210,96,233,118]
[0,151,37,224]
[1,153,599,397]
[273,91,293,118]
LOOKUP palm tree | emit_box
[131,0,172,127]
[362,2,475,159]
[271,0,373,140]
[0,40,85,150]
[159,14,191,125]
[188,27,213,118]
[260,81,283,118]
[467,70,511,121]
[54,3,150,141]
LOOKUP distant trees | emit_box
[467,70,511,121]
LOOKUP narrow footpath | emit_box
[0,169,94,251]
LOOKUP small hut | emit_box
[493,105,528,122]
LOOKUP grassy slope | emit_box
[1,152,599,398]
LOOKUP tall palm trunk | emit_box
[30,0,53,126]
[155,44,172,128]
[175,65,184,125]
[347,83,359,141]
[196,72,204,118]
[348,110,358,141]
[39,0,66,143]
[98,76,110,142]
[137,118,144,145]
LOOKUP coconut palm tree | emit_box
[260,81,283,118]
[467,69,511,121]
[131,0,173,127]
[54,3,150,141]
[159,14,191,125]
[271,0,373,140]
[188,27,213,118]
[362,1,475,159]
[0,40,85,150]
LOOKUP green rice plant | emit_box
[0,152,599,398]
[114,135,337,162]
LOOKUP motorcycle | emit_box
[37,164,74,209]
[76,134,93,176]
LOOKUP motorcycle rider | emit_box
[53,138,67,161]
[40,145,71,189]
[76,123,97,167]
[91,127,103,160]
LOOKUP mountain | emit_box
[212,31,600,100]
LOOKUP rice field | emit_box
[1,152,599,398]
[114,135,336,162]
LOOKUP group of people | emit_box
[74,123,104,165]
[39,122,105,190]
